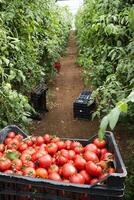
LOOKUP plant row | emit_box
[0,0,72,128]
[75,0,134,119]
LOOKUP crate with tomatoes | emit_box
[0,125,127,200]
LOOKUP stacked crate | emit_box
[73,91,95,119]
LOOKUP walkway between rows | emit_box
[29,31,98,138]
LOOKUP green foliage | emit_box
[0,0,72,128]
[98,90,134,140]
[76,0,134,119]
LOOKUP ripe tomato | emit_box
[51,136,60,143]
[8,132,16,138]
[16,170,23,176]
[48,164,59,174]
[36,168,48,179]
[68,150,75,160]
[56,155,68,165]
[71,141,82,150]
[63,179,70,182]
[46,143,58,155]
[36,136,44,146]
[5,169,14,174]
[100,148,108,156]
[20,153,32,164]
[108,167,115,174]
[101,152,114,161]
[90,178,98,184]
[43,134,51,144]
[84,151,99,162]
[48,172,61,181]
[0,144,5,152]
[23,147,36,155]
[19,143,28,152]
[74,146,84,154]
[85,143,98,154]
[12,159,22,171]
[4,138,12,145]
[86,161,102,176]
[56,141,66,150]
[69,173,85,184]
[0,158,11,171]
[65,140,72,150]
[60,149,69,159]
[99,172,109,182]
[38,154,52,168]
[7,138,20,150]
[23,167,36,177]
[24,161,35,168]
[25,139,33,147]
[80,170,91,184]
[15,134,24,141]
[62,163,77,178]
[32,150,47,162]
[93,138,106,149]
[74,157,86,170]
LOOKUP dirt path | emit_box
[28,31,99,138]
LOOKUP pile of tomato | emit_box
[0,131,115,185]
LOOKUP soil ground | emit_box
[28,31,99,139]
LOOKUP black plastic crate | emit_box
[0,125,127,200]
[31,84,48,113]
[73,91,95,119]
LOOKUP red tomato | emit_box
[23,167,36,177]
[100,148,108,156]
[24,161,35,168]
[51,136,60,143]
[71,141,82,150]
[36,168,48,179]
[62,163,77,178]
[56,155,68,165]
[15,134,24,141]
[65,140,72,150]
[48,164,59,174]
[46,143,58,155]
[60,149,69,159]
[108,167,115,174]
[0,144,5,152]
[12,159,22,171]
[74,146,84,154]
[90,178,98,184]
[86,161,102,176]
[4,138,12,145]
[68,150,75,160]
[74,157,86,170]
[38,154,52,168]
[63,179,70,183]
[43,134,51,144]
[8,132,16,138]
[84,151,99,162]
[25,139,33,147]
[93,138,106,149]
[20,153,32,164]
[101,152,114,161]
[23,147,36,155]
[80,170,91,184]
[48,172,61,181]
[0,158,11,171]
[85,143,98,154]
[36,136,44,146]
[7,138,20,150]
[19,143,28,152]
[5,169,14,174]
[32,150,47,162]
[57,141,66,150]
[16,170,23,176]
[69,173,85,184]
[99,172,109,182]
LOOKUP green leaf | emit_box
[98,116,109,140]
[117,101,128,113]
[108,107,120,130]
[127,90,134,102]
